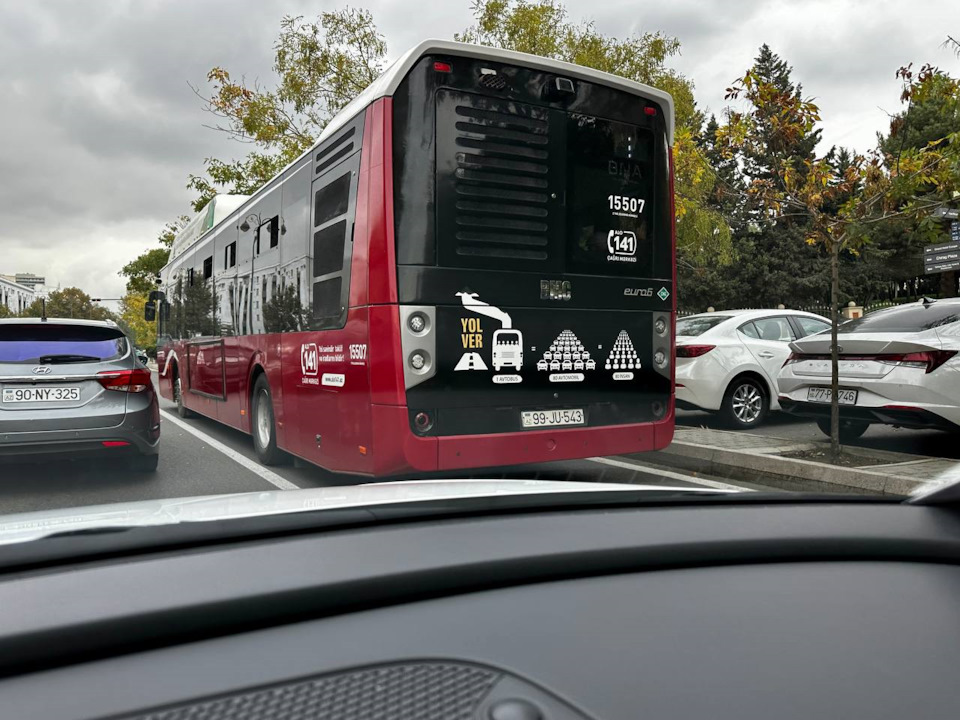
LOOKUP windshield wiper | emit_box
[36,354,102,364]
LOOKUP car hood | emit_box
[0,479,717,545]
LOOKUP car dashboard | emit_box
[1,499,959,719]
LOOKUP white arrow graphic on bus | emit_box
[455,291,523,373]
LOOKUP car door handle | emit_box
[757,351,775,359]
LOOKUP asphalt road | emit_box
[4,377,954,517]
[676,408,960,458]
[0,380,742,516]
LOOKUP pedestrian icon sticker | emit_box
[605,330,640,379]
[455,352,488,371]
[536,330,596,373]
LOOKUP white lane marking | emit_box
[161,409,299,490]
[587,456,754,493]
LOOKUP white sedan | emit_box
[676,310,831,428]
[778,298,960,441]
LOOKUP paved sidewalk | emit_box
[641,426,960,496]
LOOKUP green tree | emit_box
[22,288,115,321]
[118,293,156,352]
[717,60,960,456]
[876,68,960,297]
[120,216,188,295]
[188,8,386,211]
[679,47,829,311]
[0,304,15,319]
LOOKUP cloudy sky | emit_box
[0,0,956,306]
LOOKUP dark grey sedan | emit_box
[0,318,160,472]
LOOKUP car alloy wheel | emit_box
[722,377,769,429]
[732,383,763,424]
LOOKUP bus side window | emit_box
[309,155,359,330]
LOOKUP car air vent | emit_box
[315,125,356,176]
[451,100,551,261]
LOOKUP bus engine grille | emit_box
[442,92,553,264]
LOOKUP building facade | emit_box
[0,275,35,314]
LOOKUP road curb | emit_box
[645,439,926,495]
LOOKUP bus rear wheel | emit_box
[173,371,194,419]
[251,375,283,466]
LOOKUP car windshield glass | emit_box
[4,2,960,548]
[676,316,730,336]
[0,326,127,363]
[840,303,960,333]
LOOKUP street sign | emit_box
[924,240,960,274]
[952,220,960,242]
[933,207,960,220]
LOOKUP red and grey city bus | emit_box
[153,40,676,477]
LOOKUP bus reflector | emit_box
[434,61,452,73]
[102,441,130,447]
[358,446,367,455]
[644,107,657,116]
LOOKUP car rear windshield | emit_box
[676,316,731,337]
[0,325,127,363]
[840,303,960,333]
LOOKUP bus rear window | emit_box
[566,115,655,276]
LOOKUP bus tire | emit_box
[173,370,194,419]
[251,375,283,466]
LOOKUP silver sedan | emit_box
[0,318,160,472]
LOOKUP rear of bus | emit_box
[378,44,676,472]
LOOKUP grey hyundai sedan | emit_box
[0,318,160,472]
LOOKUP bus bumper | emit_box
[372,402,675,475]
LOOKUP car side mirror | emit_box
[144,301,156,322]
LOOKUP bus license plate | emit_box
[807,387,857,405]
[2,386,81,403]
[521,408,585,428]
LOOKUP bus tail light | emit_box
[399,306,437,390]
[97,369,152,392]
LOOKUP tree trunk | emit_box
[830,240,840,460]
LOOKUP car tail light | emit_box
[782,352,805,368]
[676,345,715,358]
[97,368,152,392]
[875,351,957,373]
[781,350,956,373]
